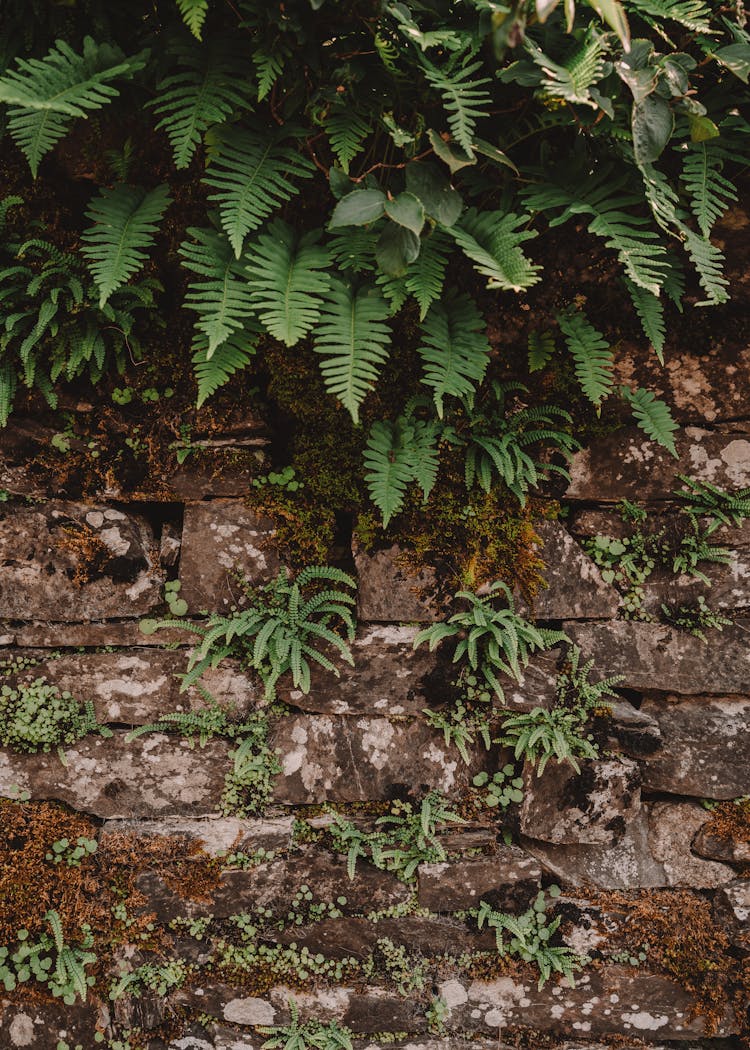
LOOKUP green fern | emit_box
[253,46,289,101]
[325,108,371,173]
[628,0,712,31]
[557,308,614,410]
[620,384,679,456]
[422,50,492,150]
[0,37,145,177]
[364,410,440,526]
[192,328,259,407]
[148,38,253,169]
[328,227,377,274]
[176,0,210,39]
[528,329,555,372]
[246,220,330,346]
[404,228,451,319]
[450,208,541,292]
[313,280,392,423]
[203,126,315,257]
[680,142,738,238]
[180,225,255,356]
[528,27,607,108]
[624,277,666,360]
[81,183,171,307]
[418,291,490,417]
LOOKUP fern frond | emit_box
[450,208,541,292]
[246,220,330,346]
[628,0,712,31]
[203,126,315,257]
[557,308,614,410]
[620,384,679,456]
[149,38,253,169]
[192,328,259,407]
[81,183,171,307]
[624,277,665,360]
[364,414,439,526]
[180,225,255,356]
[325,108,371,173]
[422,51,492,150]
[528,329,555,372]
[312,279,392,423]
[253,46,288,101]
[418,291,490,417]
[680,142,738,238]
[328,227,377,274]
[0,37,144,177]
[404,228,451,319]
[176,0,210,38]
[527,28,607,108]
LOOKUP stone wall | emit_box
[0,382,749,1049]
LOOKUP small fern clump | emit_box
[0,911,97,1005]
[673,475,750,528]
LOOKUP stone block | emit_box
[528,521,621,620]
[353,541,442,622]
[418,851,542,911]
[647,802,736,888]
[563,619,750,695]
[0,501,163,620]
[519,758,641,846]
[639,696,750,798]
[0,996,105,1050]
[566,426,750,502]
[178,501,281,612]
[100,816,293,857]
[714,880,750,949]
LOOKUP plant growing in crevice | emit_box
[0,910,97,1004]
[0,678,112,759]
[673,475,750,528]
[258,999,353,1050]
[660,596,733,641]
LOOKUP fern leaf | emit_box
[81,183,171,307]
[628,0,712,31]
[624,277,665,360]
[422,52,493,150]
[325,108,371,173]
[246,220,330,346]
[620,384,679,456]
[0,37,145,177]
[681,142,738,238]
[557,308,614,409]
[328,227,377,274]
[0,361,17,427]
[363,419,416,527]
[176,0,210,39]
[527,28,607,108]
[450,208,541,292]
[149,38,253,169]
[313,279,391,423]
[404,228,450,319]
[253,46,287,101]
[203,126,315,257]
[192,328,259,407]
[180,225,255,355]
[528,329,555,372]
[418,291,490,416]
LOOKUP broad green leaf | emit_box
[472,136,518,173]
[632,95,673,166]
[714,43,750,83]
[428,128,476,172]
[405,162,463,225]
[329,188,387,228]
[385,191,425,235]
[376,222,421,275]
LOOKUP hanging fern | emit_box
[246,220,331,346]
[624,277,666,361]
[192,328,259,407]
[148,38,253,169]
[364,410,440,526]
[450,208,541,292]
[528,27,607,108]
[680,142,738,238]
[0,37,145,177]
[203,126,315,257]
[324,108,371,173]
[313,280,392,423]
[422,50,492,150]
[176,0,210,39]
[527,329,555,372]
[417,291,490,417]
[628,0,712,32]
[620,384,679,456]
[557,308,614,410]
[404,228,451,319]
[179,225,255,356]
[81,183,171,307]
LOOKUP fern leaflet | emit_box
[179,226,255,356]
[527,28,607,108]
[313,280,392,423]
[620,385,679,456]
[325,108,371,173]
[422,51,492,150]
[557,308,614,410]
[176,0,210,38]
[418,291,490,417]
[0,37,145,177]
[404,228,451,319]
[624,277,666,360]
[680,142,738,238]
[246,220,331,346]
[528,330,555,372]
[192,328,259,407]
[364,413,439,526]
[450,208,541,292]
[628,0,712,31]
[148,38,253,169]
[81,183,171,307]
[203,126,315,257]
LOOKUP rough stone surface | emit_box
[714,880,750,949]
[639,696,750,798]
[648,802,736,888]
[178,501,281,612]
[693,823,750,864]
[607,700,662,756]
[0,502,163,619]
[274,915,496,957]
[440,966,738,1039]
[418,851,542,911]
[563,619,750,694]
[566,426,750,502]
[271,714,468,803]
[0,997,106,1050]
[0,731,229,818]
[99,816,293,856]
[528,521,621,620]
[519,758,641,846]
[353,541,442,622]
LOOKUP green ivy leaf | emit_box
[714,43,750,83]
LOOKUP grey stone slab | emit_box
[528,521,621,620]
[418,851,542,911]
[647,802,736,889]
[353,541,442,622]
[99,816,293,857]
